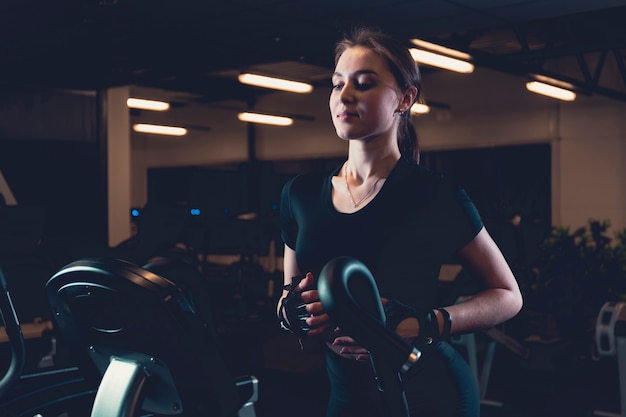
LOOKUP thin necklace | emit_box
[343,163,386,208]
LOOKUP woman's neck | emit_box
[346,141,401,181]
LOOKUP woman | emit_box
[277,26,522,417]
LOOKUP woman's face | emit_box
[330,46,402,142]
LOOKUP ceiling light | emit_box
[238,112,293,126]
[410,39,472,60]
[127,98,170,111]
[526,81,576,101]
[409,48,474,73]
[133,123,187,136]
[410,103,431,114]
[238,73,313,93]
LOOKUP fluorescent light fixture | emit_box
[127,98,170,111]
[526,81,576,101]
[133,123,187,136]
[410,39,472,60]
[238,73,313,93]
[410,103,431,114]
[532,74,575,90]
[238,112,293,126]
[409,48,474,73]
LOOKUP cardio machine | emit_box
[45,257,258,417]
[317,256,423,417]
[595,301,626,417]
[1,262,97,417]
[0,263,25,399]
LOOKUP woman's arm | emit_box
[395,227,523,340]
[443,226,523,334]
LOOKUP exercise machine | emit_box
[318,256,423,417]
[595,301,626,417]
[1,263,96,417]
[0,263,25,399]
[46,257,258,417]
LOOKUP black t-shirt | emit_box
[280,158,483,310]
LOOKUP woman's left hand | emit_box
[331,332,370,361]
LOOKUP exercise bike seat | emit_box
[46,257,256,417]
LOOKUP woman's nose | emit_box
[338,83,355,102]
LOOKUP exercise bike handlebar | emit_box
[0,265,26,399]
[318,256,421,417]
[318,256,421,372]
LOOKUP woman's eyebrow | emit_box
[332,69,378,79]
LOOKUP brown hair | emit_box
[334,26,423,163]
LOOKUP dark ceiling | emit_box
[2,0,626,103]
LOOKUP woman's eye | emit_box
[330,81,372,91]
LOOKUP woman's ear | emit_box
[399,86,418,113]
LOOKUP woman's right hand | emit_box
[293,272,333,336]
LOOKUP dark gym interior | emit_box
[2,1,626,417]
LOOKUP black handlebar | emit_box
[0,265,26,399]
[317,256,421,417]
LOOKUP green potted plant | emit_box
[519,219,626,348]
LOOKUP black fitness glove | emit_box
[383,298,451,348]
[278,276,311,338]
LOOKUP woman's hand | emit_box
[331,333,370,361]
[328,297,418,362]
[294,272,333,336]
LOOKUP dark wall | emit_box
[421,143,551,224]
[0,139,104,240]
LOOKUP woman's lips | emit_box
[337,111,359,121]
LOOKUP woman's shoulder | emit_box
[395,159,449,188]
[282,167,335,199]
[285,170,330,188]
[397,160,484,235]
[394,159,470,204]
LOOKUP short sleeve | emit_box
[439,179,484,254]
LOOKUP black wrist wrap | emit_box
[383,298,441,347]
[278,276,310,338]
